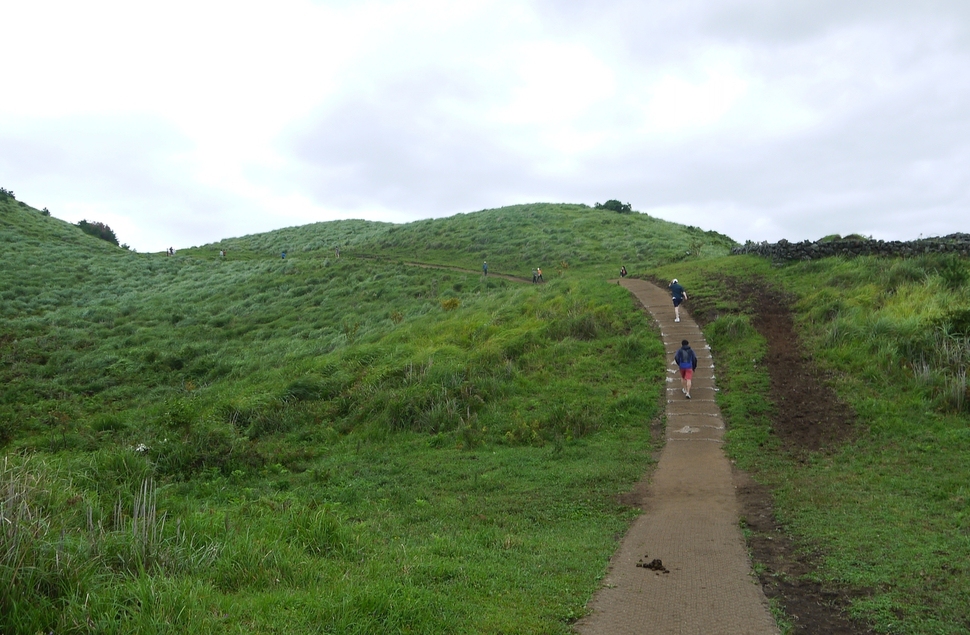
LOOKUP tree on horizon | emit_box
[76,219,120,246]
[595,199,633,213]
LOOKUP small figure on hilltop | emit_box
[620,265,627,278]
[335,246,340,258]
[532,268,538,284]
[281,250,287,259]
[669,278,687,322]
[675,339,698,399]
[167,247,174,256]
[220,249,226,258]
[482,261,488,276]
[537,267,543,282]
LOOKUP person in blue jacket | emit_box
[482,261,488,276]
[674,339,698,399]
[669,278,688,322]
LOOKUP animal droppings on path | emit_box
[635,556,669,574]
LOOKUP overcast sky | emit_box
[2,0,969,251]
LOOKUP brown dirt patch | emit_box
[698,277,874,634]
[731,279,859,454]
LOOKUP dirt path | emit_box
[400,260,534,283]
[575,279,778,635]
[354,254,534,283]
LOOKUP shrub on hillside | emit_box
[76,220,120,246]
[594,199,633,213]
[0,187,14,201]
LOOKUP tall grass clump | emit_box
[1,456,98,634]
[1,455,218,633]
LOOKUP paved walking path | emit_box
[575,279,778,635]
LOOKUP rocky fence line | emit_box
[731,234,970,261]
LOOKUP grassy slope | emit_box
[2,199,720,634]
[653,255,970,634]
[191,202,736,279]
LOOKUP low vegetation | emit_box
[6,186,969,633]
[194,202,736,279]
[1,197,682,633]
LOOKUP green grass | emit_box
[187,202,736,279]
[9,188,970,633]
[2,197,692,633]
[16,187,970,633]
[3,430,654,633]
[654,254,970,634]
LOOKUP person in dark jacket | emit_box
[669,278,687,322]
[674,339,698,399]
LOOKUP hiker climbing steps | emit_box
[576,278,778,635]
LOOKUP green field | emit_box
[3,198,728,634]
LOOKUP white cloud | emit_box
[1,0,968,250]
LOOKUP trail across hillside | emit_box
[575,279,777,635]
[354,254,535,283]
[401,260,533,283]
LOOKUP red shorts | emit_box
[679,368,693,380]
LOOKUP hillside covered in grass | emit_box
[653,254,970,634]
[9,189,968,634]
[189,202,736,278]
[1,198,723,633]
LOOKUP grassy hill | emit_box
[6,190,968,634]
[187,202,736,278]
[1,198,725,634]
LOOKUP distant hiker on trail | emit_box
[532,268,538,283]
[620,266,627,278]
[537,267,543,282]
[168,247,174,256]
[335,246,340,258]
[669,278,687,322]
[675,339,698,399]
[220,249,226,258]
[483,261,488,276]
[281,251,286,259]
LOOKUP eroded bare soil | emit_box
[708,280,874,634]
